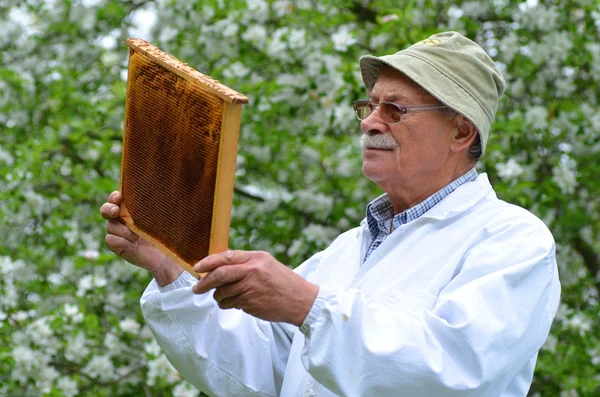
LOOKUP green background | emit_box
[1,0,599,395]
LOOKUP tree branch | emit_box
[571,235,600,291]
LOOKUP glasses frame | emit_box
[353,99,448,124]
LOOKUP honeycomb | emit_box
[119,39,248,278]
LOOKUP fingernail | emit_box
[192,281,202,294]
[110,207,118,216]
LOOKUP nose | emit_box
[360,109,389,135]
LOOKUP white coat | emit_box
[141,173,561,397]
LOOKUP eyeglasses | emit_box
[353,100,447,124]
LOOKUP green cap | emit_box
[359,31,505,155]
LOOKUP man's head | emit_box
[359,31,505,155]
[356,31,505,195]
[359,67,479,187]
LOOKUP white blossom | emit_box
[12,310,29,321]
[267,27,289,59]
[496,158,524,181]
[37,364,60,394]
[47,273,63,286]
[65,333,89,363]
[0,146,14,166]
[287,29,306,50]
[56,376,79,397]
[516,3,559,32]
[105,291,126,312]
[294,189,333,217]
[370,33,390,50]
[552,156,578,194]
[119,318,141,334]
[524,106,548,130]
[541,333,557,353]
[110,142,122,154]
[462,1,489,19]
[173,382,198,397]
[287,239,304,257]
[63,303,83,323]
[104,332,124,355]
[272,0,293,17]
[144,339,162,356]
[213,17,238,38]
[565,312,593,336]
[246,0,269,22]
[381,14,400,23]
[331,26,357,52]
[498,32,520,63]
[147,354,180,386]
[0,256,17,275]
[242,25,267,46]
[28,317,54,342]
[77,275,93,296]
[79,249,100,260]
[223,62,250,79]
[589,347,600,366]
[83,355,116,382]
[302,224,339,245]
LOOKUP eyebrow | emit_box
[366,91,413,104]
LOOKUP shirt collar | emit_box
[365,167,478,240]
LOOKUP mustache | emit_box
[360,133,398,149]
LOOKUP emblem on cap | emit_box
[417,38,441,45]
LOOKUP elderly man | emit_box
[101,31,560,396]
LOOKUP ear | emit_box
[449,116,478,153]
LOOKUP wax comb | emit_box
[119,38,248,278]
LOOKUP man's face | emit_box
[360,67,456,186]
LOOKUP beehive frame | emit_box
[119,39,248,278]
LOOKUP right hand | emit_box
[100,191,169,273]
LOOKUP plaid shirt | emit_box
[363,168,478,264]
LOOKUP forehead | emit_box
[368,67,433,104]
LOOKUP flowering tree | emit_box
[1,0,599,395]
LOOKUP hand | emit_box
[100,191,183,285]
[192,250,319,326]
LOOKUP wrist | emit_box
[293,281,320,327]
[151,257,184,287]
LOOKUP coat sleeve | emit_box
[140,250,324,397]
[299,221,561,397]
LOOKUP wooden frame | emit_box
[119,39,248,278]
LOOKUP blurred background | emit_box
[0,0,599,395]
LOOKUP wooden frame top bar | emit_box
[125,38,249,105]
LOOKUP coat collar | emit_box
[419,173,495,221]
[359,173,495,228]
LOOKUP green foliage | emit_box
[0,0,599,395]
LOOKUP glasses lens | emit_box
[380,103,402,123]
[354,102,372,120]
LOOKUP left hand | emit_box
[193,250,319,326]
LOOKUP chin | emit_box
[362,164,388,183]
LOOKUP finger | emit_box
[100,203,121,220]
[192,264,250,295]
[213,282,246,303]
[217,296,238,310]
[108,191,122,205]
[194,250,256,273]
[105,234,137,253]
[106,220,140,243]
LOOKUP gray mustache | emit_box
[360,133,398,149]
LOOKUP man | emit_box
[101,31,560,396]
